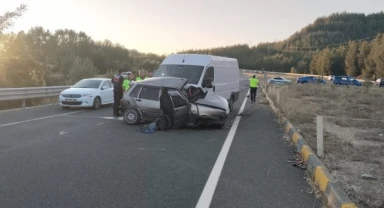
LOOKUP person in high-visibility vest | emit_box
[249,75,259,103]
[123,72,132,92]
[136,70,147,81]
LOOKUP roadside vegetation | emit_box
[260,77,384,208]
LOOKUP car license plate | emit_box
[65,98,77,102]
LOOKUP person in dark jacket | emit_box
[159,87,174,128]
[111,69,124,116]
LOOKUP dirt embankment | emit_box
[263,82,384,208]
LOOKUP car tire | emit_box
[228,96,234,112]
[123,107,141,125]
[93,97,101,109]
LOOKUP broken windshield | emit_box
[154,64,204,85]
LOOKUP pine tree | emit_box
[345,41,359,76]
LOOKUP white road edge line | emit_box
[195,89,250,208]
[0,110,85,128]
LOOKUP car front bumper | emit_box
[59,96,95,107]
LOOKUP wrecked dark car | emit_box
[119,77,229,128]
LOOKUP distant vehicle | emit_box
[296,76,326,84]
[328,75,335,81]
[267,77,292,84]
[119,77,229,128]
[59,78,114,109]
[154,54,240,112]
[332,76,362,86]
[375,78,384,87]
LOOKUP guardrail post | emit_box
[21,99,26,109]
[317,116,324,157]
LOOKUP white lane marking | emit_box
[98,116,123,120]
[195,89,249,208]
[0,110,84,128]
[137,148,166,151]
[238,89,250,115]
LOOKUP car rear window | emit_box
[139,86,160,101]
[129,85,142,97]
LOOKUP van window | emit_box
[154,65,204,84]
[204,66,214,82]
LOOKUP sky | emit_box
[1,0,383,55]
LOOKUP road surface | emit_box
[0,82,320,208]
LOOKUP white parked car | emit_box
[267,77,292,84]
[59,78,114,109]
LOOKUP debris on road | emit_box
[361,174,378,181]
[287,151,306,170]
[58,131,67,135]
[137,115,172,134]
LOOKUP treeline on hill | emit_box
[0,28,166,88]
[181,12,384,80]
[1,7,384,91]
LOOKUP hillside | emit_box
[1,9,384,90]
[281,12,384,50]
[182,12,384,79]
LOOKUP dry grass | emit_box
[261,81,384,208]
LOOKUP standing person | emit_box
[159,87,174,128]
[136,70,146,81]
[249,75,259,103]
[147,70,153,78]
[111,69,124,116]
[123,72,132,92]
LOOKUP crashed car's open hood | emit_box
[195,93,229,114]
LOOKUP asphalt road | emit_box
[0,81,320,208]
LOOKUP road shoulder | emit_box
[210,95,322,208]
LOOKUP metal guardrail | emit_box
[0,86,70,108]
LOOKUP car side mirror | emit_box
[101,86,108,90]
[203,79,213,88]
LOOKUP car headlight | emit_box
[82,94,94,97]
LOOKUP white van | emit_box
[154,54,241,111]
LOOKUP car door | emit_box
[100,81,113,104]
[136,86,161,119]
[170,91,190,128]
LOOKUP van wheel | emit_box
[228,96,234,112]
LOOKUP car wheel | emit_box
[228,96,234,112]
[93,97,101,109]
[123,107,141,125]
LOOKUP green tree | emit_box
[318,48,332,75]
[0,4,27,33]
[357,41,371,72]
[66,56,99,85]
[345,41,359,76]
